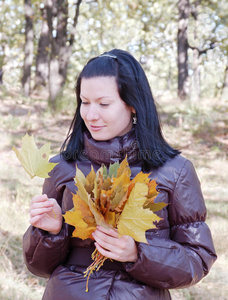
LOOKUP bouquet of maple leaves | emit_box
[12,134,167,292]
[63,157,167,291]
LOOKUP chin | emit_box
[89,132,112,141]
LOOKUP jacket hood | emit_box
[83,129,141,166]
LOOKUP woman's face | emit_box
[80,76,135,141]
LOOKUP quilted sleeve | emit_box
[23,174,71,278]
[123,160,217,289]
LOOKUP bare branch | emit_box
[188,40,217,55]
[69,0,82,45]
[191,0,203,20]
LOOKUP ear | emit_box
[131,107,136,114]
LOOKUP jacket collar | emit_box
[83,129,140,166]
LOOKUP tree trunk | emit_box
[48,0,68,110]
[34,4,50,90]
[191,48,201,101]
[177,0,190,100]
[166,62,171,91]
[0,69,3,84]
[221,58,228,100]
[47,0,82,110]
[56,0,68,83]
[0,30,5,85]
[191,0,201,102]
[22,0,34,97]
[0,48,4,85]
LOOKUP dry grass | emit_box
[0,87,227,299]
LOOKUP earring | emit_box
[132,114,137,125]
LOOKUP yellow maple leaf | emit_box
[117,156,131,177]
[112,170,131,191]
[131,171,151,185]
[72,194,94,219]
[117,182,161,243]
[12,133,58,179]
[63,194,96,240]
[64,209,96,240]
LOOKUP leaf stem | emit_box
[52,209,57,218]
[84,249,108,292]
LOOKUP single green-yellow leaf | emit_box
[103,165,108,179]
[117,182,161,243]
[12,133,58,179]
[108,161,120,178]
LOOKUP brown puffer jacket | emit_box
[23,130,217,300]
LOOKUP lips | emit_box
[89,124,105,131]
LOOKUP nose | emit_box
[86,104,100,121]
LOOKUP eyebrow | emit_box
[80,95,113,101]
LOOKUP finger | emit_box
[31,194,48,204]
[48,198,59,208]
[93,229,115,244]
[48,198,57,204]
[30,206,53,218]
[31,199,53,210]
[95,238,137,263]
[94,242,122,261]
[97,225,119,237]
[94,242,114,259]
[29,214,45,225]
[92,231,119,252]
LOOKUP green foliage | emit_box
[1,0,228,101]
[0,0,24,83]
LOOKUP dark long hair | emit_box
[61,49,180,171]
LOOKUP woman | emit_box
[23,49,217,300]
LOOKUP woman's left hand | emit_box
[92,225,138,263]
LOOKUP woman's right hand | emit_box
[30,194,63,235]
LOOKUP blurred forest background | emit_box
[0,0,228,299]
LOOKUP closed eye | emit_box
[81,101,89,105]
[100,103,109,107]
